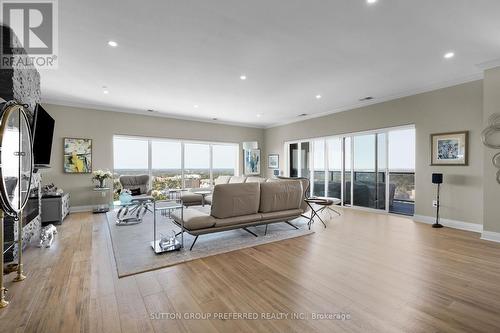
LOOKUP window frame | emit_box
[113,134,239,190]
[284,124,415,214]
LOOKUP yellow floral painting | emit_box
[64,138,92,173]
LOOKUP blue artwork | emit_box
[244,149,260,175]
[437,139,459,160]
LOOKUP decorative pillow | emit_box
[130,188,142,196]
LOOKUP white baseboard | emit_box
[481,231,500,243]
[413,215,483,233]
[70,205,94,213]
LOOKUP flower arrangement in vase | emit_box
[92,169,113,188]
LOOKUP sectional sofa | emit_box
[172,177,310,250]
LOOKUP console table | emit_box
[41,193,70,225]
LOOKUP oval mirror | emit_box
[0,102,33,215]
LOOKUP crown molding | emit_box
[264,73,483,129]
[41,98,266,129]
[476,58,500,70]
[43,72,484,130]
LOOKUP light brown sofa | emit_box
[172,177,310,250]
[180,175,268,206]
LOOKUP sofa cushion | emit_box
[260,209,303,221]
[214,213,262,227]
[246,176,267,183]
[228,176,247,184]
[210,182,260,218]
[181,192,203,203]
[205,195,212,205]
[259,180,303,213]
[171,209,215,231]
[214,176,231,185]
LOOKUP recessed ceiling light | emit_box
[359,96,374,102]
[108,40,118,47]
[367,0,378,4]
[102,86,109,94]
[315,94,322,99]
[298,113,308,117]
[256,113,262,118]
[240,75,247,80]
[194,104,199,108]
[147,109,155,112]
[444,52,455,59]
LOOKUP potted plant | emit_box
[92,169,113,188]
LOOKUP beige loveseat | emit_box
[172,177,310,250]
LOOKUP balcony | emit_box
[311,170,415,216]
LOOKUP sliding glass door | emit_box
[288,141,310,178]
[312,140,325,197]
[284,125,415,215]
[388,128,415,215]
[326,137,342,200]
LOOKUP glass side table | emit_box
[193,190,212,207]
[92,187,111,213]
[151,199,184,253]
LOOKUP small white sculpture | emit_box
[39,224,58,248]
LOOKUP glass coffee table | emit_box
[151,199,184,253]
[113,197,153,225]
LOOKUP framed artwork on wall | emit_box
[64,137,92,173]
[244,149,261,175]
[430,131,469,166]
[268,154,279,169]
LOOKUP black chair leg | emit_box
[264,224,268,235]
[285,221,299,230]
[189,235,199,251]
[243,227,258,237]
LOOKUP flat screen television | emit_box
[32,104,55,168]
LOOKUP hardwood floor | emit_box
[1,209,500,332]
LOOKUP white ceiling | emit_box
[41,0,500,128]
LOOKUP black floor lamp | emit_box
[432,173,443,228]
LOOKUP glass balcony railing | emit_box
[388,171,415,216]
[310,170,415,216]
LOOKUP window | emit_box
[285,125,415,215]
[212,144,237,179]
[113,136,239,191]
[184,143,210,188]
[152,140,182,190]
[388,128,415,215]
[312,140,325,197]
[326,137,342,200]
[113,137,149,192]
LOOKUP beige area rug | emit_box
[106,207,314,277]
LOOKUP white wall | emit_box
[264,81,484,225]
[41,104,264,207]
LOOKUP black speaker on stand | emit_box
[432,173,443,228]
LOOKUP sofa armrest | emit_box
[171,209,216,231]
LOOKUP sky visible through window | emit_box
[311,128,415,171]
[113,137,237,170]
